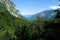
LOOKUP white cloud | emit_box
[49,6,60,9]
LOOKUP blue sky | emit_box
[12,0,59,16]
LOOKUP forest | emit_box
[0,4,60,40]
[0,0,60,40]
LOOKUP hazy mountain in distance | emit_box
[25,10,57,20]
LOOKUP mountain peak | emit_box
[0,0,22,18]
[25,10,57,20]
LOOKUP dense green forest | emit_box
[0,1,60,40]
[0,7,60,40]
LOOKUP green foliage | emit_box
[0,8,60,40]
[0,2,60,40]
[0,5,29,40]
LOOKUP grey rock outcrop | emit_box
[0,0,21,17]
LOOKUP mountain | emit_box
[0,0,29,40]
[26,10,57,20]
[24,15,33,20]
[0,0,24,18]
[0,0,60,40]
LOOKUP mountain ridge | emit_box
[0,0,23,18]
[25,10,57,20]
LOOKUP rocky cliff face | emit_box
[0,0,21,17]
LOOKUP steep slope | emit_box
[0,6,19,39]
[0,0,30,40]
[0,0,23,18]
[26,10,57,20]
[0,4,30,40]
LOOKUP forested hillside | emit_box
[0,8,60,40]
[0,1,30,40]
[0,0,60,40]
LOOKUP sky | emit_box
[12,0,59,16]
